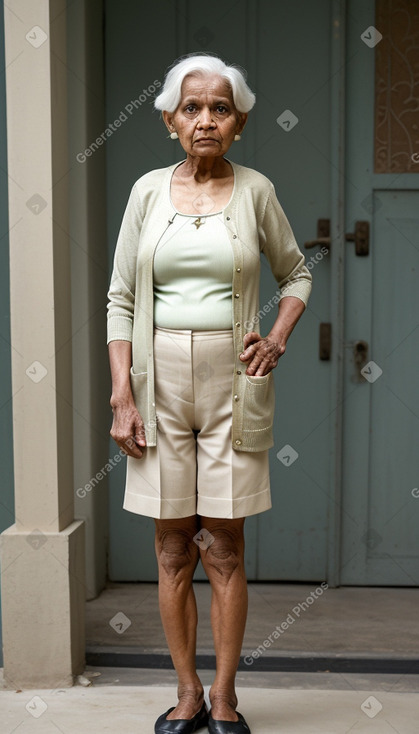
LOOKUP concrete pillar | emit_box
[67,0,109,600]
[0,0,85,688]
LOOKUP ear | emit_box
[162,110,175,134]
[236,112,248,135]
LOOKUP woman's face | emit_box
[164,74,247,159]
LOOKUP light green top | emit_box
[153,211,234,329]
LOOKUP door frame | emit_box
[327,0,347,587]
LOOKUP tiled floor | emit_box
[1,670,418,733]
[85,581,419,657]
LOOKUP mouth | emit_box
[194,138,219,143]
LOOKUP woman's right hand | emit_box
[110,396,147,458]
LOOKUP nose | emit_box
[197,106,215,129]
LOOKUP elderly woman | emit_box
[107,53,312,734]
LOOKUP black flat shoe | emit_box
[154,702,209,734]
[208,710,251,734]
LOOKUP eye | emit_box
[185,104,197,113]
[216,105,228,113]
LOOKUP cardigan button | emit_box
[226,216,231,221]
[233,234,237,239]
[236,370,242,375]
[234,293,240,298]
[234,394,239,401]
[236,267,241,272]
[235,322,241,327]
[235,439,242,446]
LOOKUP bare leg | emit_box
[199,517,247,722]
[154,515,204,720]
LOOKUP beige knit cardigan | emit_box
[107,159,312,452]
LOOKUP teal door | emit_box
[106,0,333,582]
[340,0,419,585]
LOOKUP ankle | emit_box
[209,686,237,710]
[177,682,204,703]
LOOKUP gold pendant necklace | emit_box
[193,217,205,230]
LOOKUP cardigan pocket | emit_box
[242,372,275,448]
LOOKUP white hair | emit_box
[154,53,256,114]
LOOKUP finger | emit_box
[244,347,264,373]
[134,412,147,444]
[242,339,268,364]
[242,331,261,350]
[245,357,264,375]
[245,349,274,375]
[120,437,144,459]
[239,347,255,362]
[134,424,147,446]
[132,412,147,454]
[250,358,272,376]
[240,337,262,361]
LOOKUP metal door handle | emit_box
[305,219,370,256]
[305,236,331,249]
[305,219,331,250]
[345,221,369,256]
[353,340,368,381]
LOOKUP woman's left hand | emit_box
[239,331,286,376]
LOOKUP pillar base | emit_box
[0,520,85,689]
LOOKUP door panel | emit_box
[247,0,332,581]
[106,0,332,581]
[341,192,419,584]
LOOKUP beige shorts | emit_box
[123,326,272,520]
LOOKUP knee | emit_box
[156,528,198,579]
[203,527,244,582]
